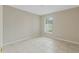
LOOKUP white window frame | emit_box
[44,16,53,33]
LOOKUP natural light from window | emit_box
[44,16,53,33]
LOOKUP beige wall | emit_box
[41,7,79,43]
[0,5,3,48]
[3,6,41,45]
[3,5,79,45]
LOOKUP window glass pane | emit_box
[44,16,53,33]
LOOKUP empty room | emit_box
[0,5,79,53]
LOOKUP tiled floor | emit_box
[3,37,79,53]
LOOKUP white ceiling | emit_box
[11,5,78,15]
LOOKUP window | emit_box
[44,16,53,33]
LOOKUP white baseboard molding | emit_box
[43,34,79,45]
[3,33,41,46]
[3,37,28,46]
[54,37,79,45]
